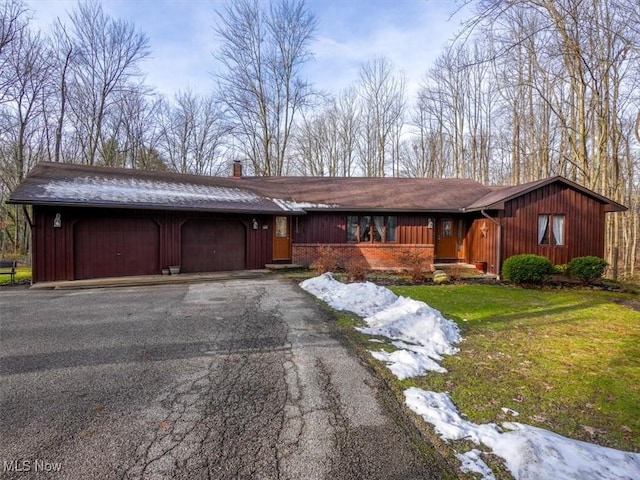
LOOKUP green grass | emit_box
[389,284,640,453]
[0,265,31,285]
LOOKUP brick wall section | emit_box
[293,243,435,270]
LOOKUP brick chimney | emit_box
[232,160,242,178]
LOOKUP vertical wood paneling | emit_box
[32,207,276,282]
[465,216,498,273]
[500,184,606,266]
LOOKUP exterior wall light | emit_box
[252,218,259,230]
[53,213,62,228]
[427,218,434,229]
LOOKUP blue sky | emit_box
[26,0,469,100]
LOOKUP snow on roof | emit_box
[271,198,340,212]
[43,176,263,206]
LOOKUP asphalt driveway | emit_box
[0,278,450,479]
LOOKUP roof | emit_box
[466,176,627,213]
[8,162,627,214]
[243,176,491,211]
[7,162,493,213]
[7,163,293,215]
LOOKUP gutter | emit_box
[481,209,501,280]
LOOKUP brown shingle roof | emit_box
[243,176,492,211]
[8,162,493,213]
[8,163,626,214]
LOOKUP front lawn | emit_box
[0,264,31,285]
[390,284,640,453]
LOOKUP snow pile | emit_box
[358,296,461,378]
[405,388,640,480]
[300,273,461,378]
[300,273,398,317]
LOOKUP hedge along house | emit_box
[9,162,626,283]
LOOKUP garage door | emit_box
[74,217,160,279]
[181,219,246,273]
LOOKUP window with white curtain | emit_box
[346,215,397,243]
[552,215,565,245]
[538,214,565,246]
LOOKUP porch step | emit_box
[265,263,304,271]
[433,263,486,277]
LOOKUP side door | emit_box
[273,216,291,260]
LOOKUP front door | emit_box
[273,216,291,260]
[435,217,457,259]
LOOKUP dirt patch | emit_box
[613,298,640,311]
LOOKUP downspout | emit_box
[481,209,501,280]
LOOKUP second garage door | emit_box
[181,219,246,273]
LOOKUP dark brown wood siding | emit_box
[293,212,435,245]
[32,207,274,282]
[498,183,606,266]
[465,216,499,274]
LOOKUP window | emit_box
[386,216,397,242]
[275,216,288,237]
[346,215,397,243]
[538,214,565,246]
[441,219,453,238]
[347,216,359,242]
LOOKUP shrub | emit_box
[567,256,608,284]
[345,257,369,282]
[502,254,554,285]
[553,264,568,275]
[398,249,430,283]
[310,246,338,274]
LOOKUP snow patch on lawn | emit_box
[405,388,640,480]
[301,273,640,480]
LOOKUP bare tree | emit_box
[157,90,230,176]
[0,16,50,255]
[0,26,50,188]
[356,57,406,177]
[50,19,73,163]
[66,0,149,165]
[215,0,317,176]
[0,0,27,104]
[292,86,361,176]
